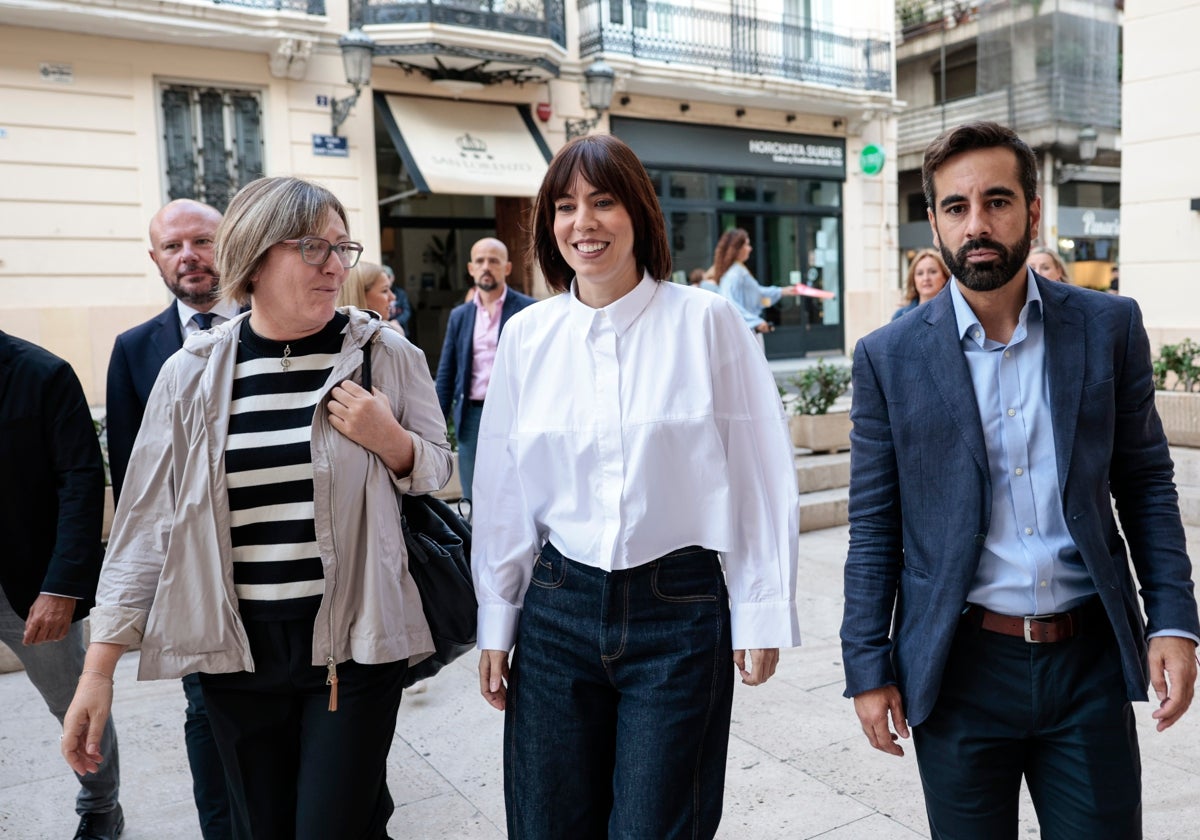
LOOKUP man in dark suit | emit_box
[0,332,123,840]
[841,121,1198,839]
[105,198,235,839]
[435,237,535,505]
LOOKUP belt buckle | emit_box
[1023,613,1056,643]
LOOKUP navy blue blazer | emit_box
[106,304,182,503]
[0,332,105,620]
[841,275,1199,727]
[435,289,535,431]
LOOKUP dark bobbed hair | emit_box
[530,135,671,293]
[921,121,1038,215]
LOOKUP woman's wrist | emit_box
[79,669,114,684]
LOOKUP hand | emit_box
[1148,635,1198,732]
[479,650,510,711]
[754,322,773,334]
[853,685,910,756]
[734,648,779,686]
[23,594,75,645]
[327,379,414,474]
[61,672,114,775]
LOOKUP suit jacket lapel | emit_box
[1038,277,1085,494]
[152,304,183,365]
[917,291,990,479]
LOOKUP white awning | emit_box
[377,94,552,197]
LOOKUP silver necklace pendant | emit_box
[281,344,291,370]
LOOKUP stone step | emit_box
[795,451,850,494]
[799,486,850,533]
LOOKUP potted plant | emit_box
[787,358,853,453]
[1153,338,1200,447]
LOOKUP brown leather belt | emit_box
[964,599,1103,644]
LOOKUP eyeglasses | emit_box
[280,236,364,268]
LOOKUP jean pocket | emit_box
[530,549,566,589]
[651,553,721,603]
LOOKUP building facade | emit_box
[1120,0,1200,349]
[894,0,1121,313]
[0,0,899,403]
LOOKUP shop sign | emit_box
[860,143,886,176]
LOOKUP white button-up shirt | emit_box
[472,274,801,652]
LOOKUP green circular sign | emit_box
[860,143,886,176]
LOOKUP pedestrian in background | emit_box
[434,237,534,508]
[713,227,799,349]
[338,259,400,330]
[63,176,452,840]
[473,134,800,838]
[1027,246,1070,282]
[384,265,414,336]
[891,247,950,321]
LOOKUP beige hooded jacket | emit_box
[91,307,452,680]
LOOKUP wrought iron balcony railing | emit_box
[578,0,891,92]
[363,0,566,47]
[898,76,1120,158]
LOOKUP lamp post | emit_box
[564,59,616,140]
[331,28,376,137]
[1077,125,1098,164]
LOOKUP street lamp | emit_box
[331,28,376,137]
[1058,125,1101,184]
[1077,125,1098,164]
[564,59,616,140]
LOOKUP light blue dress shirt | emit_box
[951,275,1095,616]
[719,263,782,330]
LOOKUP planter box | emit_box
[790,412,852,454]
[1155,391,1200,448]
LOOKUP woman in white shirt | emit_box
[473,134,800,838]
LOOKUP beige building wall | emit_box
[0,23,376,404]
[1121,1,1200,349]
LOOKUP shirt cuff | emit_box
[477,602,521,652]
[1148,629,1200,646]
[39,592,80,600]
[730,599,801,650]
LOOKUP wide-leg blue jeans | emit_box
[504,542,734,840]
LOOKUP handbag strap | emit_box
[360,327,381,391]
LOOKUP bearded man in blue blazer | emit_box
[435,237,535,505]
[841,121,1198,839]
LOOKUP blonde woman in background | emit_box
[338,260,401,328]
[892,248,950,321]
[1028,246,1070,282]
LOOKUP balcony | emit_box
[0,0,329,53]
[362,0,566,83]
[578,0,891,94]
[897,76,1120,166]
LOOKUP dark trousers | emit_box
[913,605,1141,840]
[199,619,407,840]
[504,543,735,840]
[182,673,234,839]
[456,400,484,503]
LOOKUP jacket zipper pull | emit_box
[326,657,339,712]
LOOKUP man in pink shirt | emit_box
[435,238,535,508]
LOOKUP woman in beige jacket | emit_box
[62,177,452,840]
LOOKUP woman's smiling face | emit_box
[553,171,640,308]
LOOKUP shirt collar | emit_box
[176,298,240,328]
[949,267,1043,347]
[567,271,658,337]
[474,285,508,316]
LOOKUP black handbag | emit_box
[360,333,477,688]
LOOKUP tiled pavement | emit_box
[3,524,1199,839]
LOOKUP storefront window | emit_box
[668,172,709,200]
[717,175,757,203]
